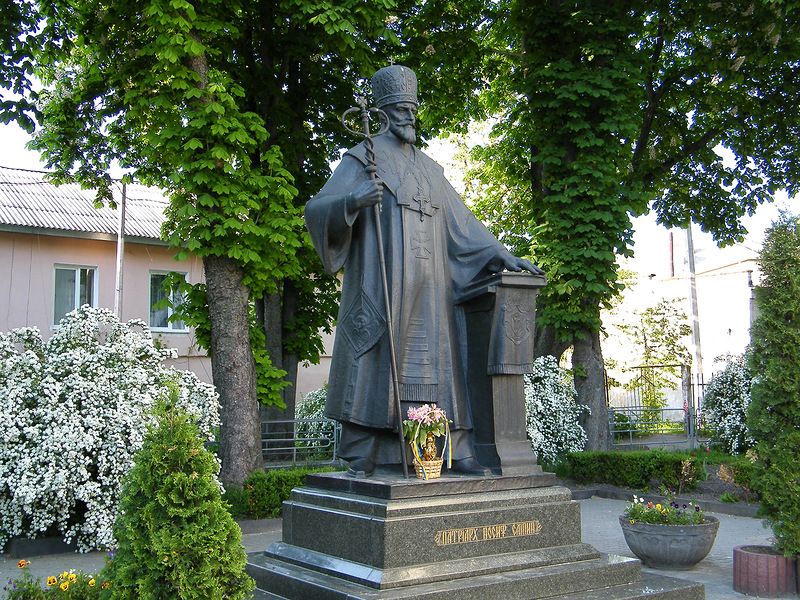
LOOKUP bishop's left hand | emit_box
[499,254,545,276]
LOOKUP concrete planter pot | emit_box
[618,515,719,570]
[733,545,798,597]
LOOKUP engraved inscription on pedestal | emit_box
[434,520,542,546]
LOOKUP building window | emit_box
[54,266,97,325]
[149,272,186,331]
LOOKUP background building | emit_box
[0,165,332,399]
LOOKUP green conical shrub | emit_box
[102,395,254,599]
[747,215,800,556]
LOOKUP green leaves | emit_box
[106,400,255,599]
[420,0,800,350]
[747,215,800,555]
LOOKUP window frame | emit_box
[148,270,188,332]
[53,264,99,326]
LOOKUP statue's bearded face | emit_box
[383,102,417,144]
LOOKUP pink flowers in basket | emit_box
[406,404,447,427]
[402,404,452,474]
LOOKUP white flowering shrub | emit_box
[702,354,754,455]
[524,356,589,465]
[0,306,219,552]
[295,386,332,447]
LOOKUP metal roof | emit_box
[0,165,168,241]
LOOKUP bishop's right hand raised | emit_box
[345,178,384,212]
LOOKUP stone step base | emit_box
[247,552,703,599]
[263,542,602,589]
[6,536,77,558]
[554,573,703,600]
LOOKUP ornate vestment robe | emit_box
[305,135,512,459]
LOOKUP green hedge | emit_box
[565,450,703,491]
[224,466,341,519]
[727,457,758,493]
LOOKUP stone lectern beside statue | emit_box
[305,64,545,478]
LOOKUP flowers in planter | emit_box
[402,404,451,466]
[624,495,706,525]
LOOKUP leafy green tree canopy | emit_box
[396,0,800,449]
[1,0,402,484]
[412,0,800,337]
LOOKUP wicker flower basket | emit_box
[414,458,443,480]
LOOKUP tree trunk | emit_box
[261,289,284,412]
[259,284,301,464]
[260,281,300,416]
[534,323,571,361]
[280,279,300,412]
[573,328,611,451]
[204,255,263,486]
[260,288,292,416]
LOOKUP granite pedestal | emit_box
[247,471,704,599]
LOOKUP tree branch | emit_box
[644,127,722,184]
[632,15,673,171]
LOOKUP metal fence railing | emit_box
[606,364,711,450]
[608,406,702,450]
[260,418,341,469]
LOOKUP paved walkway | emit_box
[2,497,786,599]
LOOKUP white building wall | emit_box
[613,218,762,386]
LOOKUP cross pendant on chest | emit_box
[413,189,431,221]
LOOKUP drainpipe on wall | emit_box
[114,183,127,317]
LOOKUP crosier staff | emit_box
[341,98,409,479]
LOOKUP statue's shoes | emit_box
[450,457,491,476]
[346,457,376,478]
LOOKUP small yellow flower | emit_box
[60,571,69,580]
[47,575,58,586]
[629,519,635,524]
[60,581,69,591]
[101,580,111,590]
[17,559,30,569]
[68,573,77,582]
[88,578,96,587]
[656,503,662,511]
